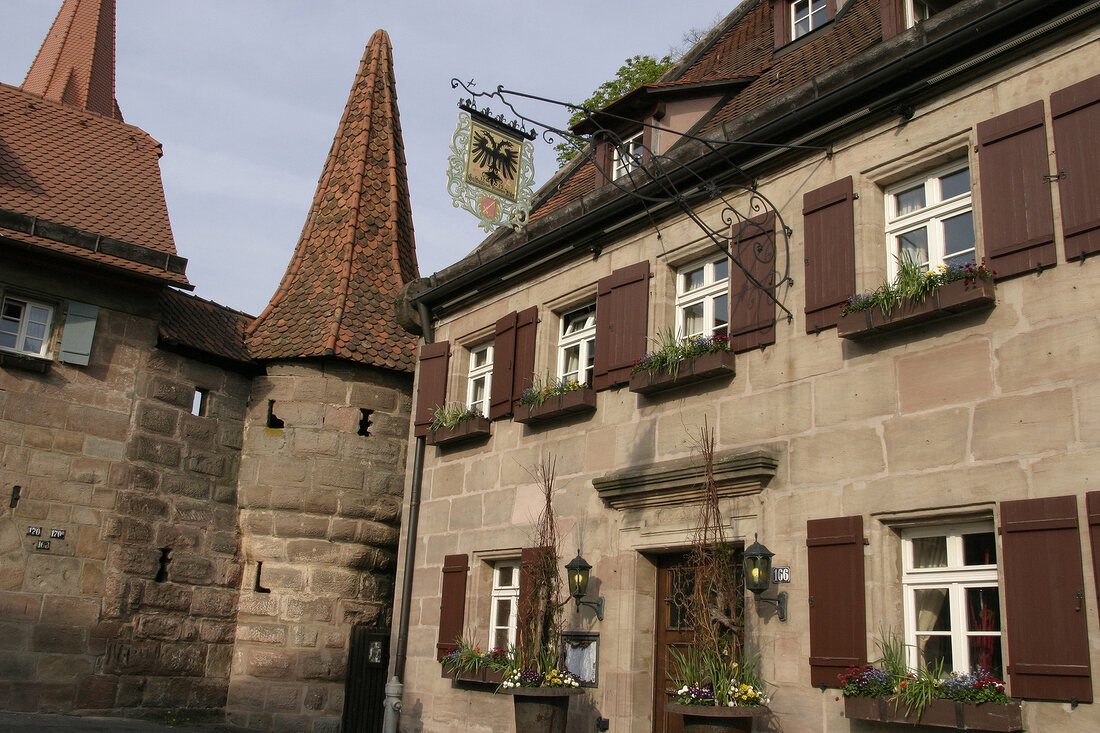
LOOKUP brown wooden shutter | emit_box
[977,101,1056,279]
[490,312,517,420]
[437,553,469,660]
[1051,74,1100,261]
[517,546,554,651]
[593,261,650,391]
[807,516,866,688]
[880,0,906,40]
[414,341,449,437]
[803,177,856,333]
[771,0,790,47]
[512,306,538,405]
[728,212,777,353]
[1087,492,1100,610]
[1000,496,1092,702]
[594,141,611,188]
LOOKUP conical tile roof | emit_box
[247,30,419,372]
[22,0,123,121]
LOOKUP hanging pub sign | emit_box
[447,105,535,232]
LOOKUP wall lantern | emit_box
[565,552,605,621]
[743,534,787,622]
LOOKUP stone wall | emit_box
[228,360,412,733]
[0,261,249,716]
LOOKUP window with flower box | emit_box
[902,523,1002,678]
[559,304,596,386]
[886,162,975,280]
[466,342,493,416]
[489,559,520,650]
[676,256,728,339]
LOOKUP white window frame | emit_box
[906,0,933,28]
[466,342,493,416]
[675,255,729,339]
[489,559,520,651]
[901,522,1002,676]
[885,161,975,280]
[0,296,54,358]
[792,0,828,39]
[558,304,596,387]
[612,132,644,179]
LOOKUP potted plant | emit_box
[426,402,490,446]
[666,425,771,732]
[840,635,1022,731]
[837,258,996,340]
[440,638,509,685]
[497,456,583,733]
[514,374,595,425]
[629,331,734,395]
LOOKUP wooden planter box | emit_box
[440,665,505,685]
[426,416,491,447]
[504,687,584,733]
[843,695,1023,731]
[514,388,596,425]
[629,350,735,395]
[837,278,995,340]
[667,703,768,733]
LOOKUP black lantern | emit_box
[743,534,787,621]
[565,552,604,621]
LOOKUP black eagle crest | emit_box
[471,130,519,186]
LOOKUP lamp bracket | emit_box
[575,596,605,621]
[754,591,787,622]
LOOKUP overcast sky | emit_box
[2,1,729,316]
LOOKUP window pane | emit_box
[963,532,996,566]
[2,302,23,320]
[896,185,926,216]
[563,345,580,380]
[898,227,929,267]
[494,628,510,649]
[713,259,728,281]
[682,303,703,337]
[968,636,1003,678]
[0,322,17,349]
[917,634,953,672]
[966,587,1000,632]
[497,565,514,588]
[914,588,950,631]
[25,321,45,340]
[28,305,51,324]
[940,168,970,200]
[496,599,512,625]
[682,267,704,293]
[472,349,488,369]
[713,294,728,335]
[943,211,975,260]
[912,536,947,568]
[471,377,486,406]
[22,337,43,354]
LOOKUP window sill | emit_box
[837,278,995,340]
[0,351,51,374]
[514,389,596,425]
[628,350,735,395]
[843,696,1022,731]
[427,417,492,447]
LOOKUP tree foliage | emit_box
[555,54,673,167]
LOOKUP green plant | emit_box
[840,258,995,316]
[631,330,730,378]
[429,402,484,430]
[518,373,589,407]
[441,637,512,676]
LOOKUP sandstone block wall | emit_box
[228,360,411,733]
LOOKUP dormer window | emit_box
[792,0,828,39]
[612,132,644,179]
[907,0,932,26]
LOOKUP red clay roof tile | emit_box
[246,30,419,373]
[159,288,253,365]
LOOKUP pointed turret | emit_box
[247,30,419,372]
[22,0,123,120]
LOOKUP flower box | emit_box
[440,665,505,685]
[843,695,1023,731]
[514,388,596,425]
[629,350,735,395]
[503,687,584,733]
[666,703,768,733]
[837,278,995,340]
[426,416,491,447]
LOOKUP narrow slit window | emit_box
[192,388,209,417]
[358,409,373,437]
[267,400,284,429]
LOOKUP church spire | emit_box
[22,0,123,120]
[247,30,420,372]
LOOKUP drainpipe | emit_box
[383,300,434,733]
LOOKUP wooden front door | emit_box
[654,553,694,733]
